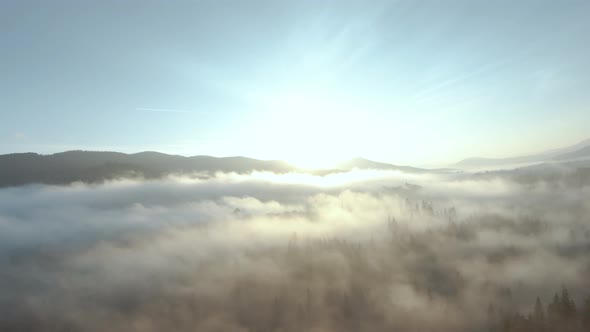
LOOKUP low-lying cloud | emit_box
[1,169,589,331]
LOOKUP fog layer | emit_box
[1,169,589,331]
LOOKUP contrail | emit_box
[136,108,199,114]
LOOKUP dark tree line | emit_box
[488,287,590,332]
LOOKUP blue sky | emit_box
[1,0,589,166]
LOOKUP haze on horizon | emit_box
[2,0,590,167]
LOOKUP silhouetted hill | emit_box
[336,157,424,173]
[553,145,590,160]
[0,151,441,187]
[470,159,590,187]
[455,138,590,169]
[0,151,295,187]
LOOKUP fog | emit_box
[1,169,589,331]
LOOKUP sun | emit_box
[251,93,359,169]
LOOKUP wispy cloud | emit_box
[13,132,26,140]
[136,107,201,114]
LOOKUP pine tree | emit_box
[547,293,560,330]
[560,286,577,319]
[534,297,545,324]
[581,295,590,331]
[488,303,498,332]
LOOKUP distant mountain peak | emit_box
[454,137,590,170]
[336,157,423,173]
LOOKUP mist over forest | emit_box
[1,157,589,331]
[3,0,590,330]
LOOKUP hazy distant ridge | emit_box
[0,151,426,187]
[455,138,590,169]
[0,151,293,187]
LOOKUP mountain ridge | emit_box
[0,150,427,187]
[455,138,590,169]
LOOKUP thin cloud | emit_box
[13,132,26,140]
[136,107,201,114]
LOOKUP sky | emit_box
[1,0,590,167]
